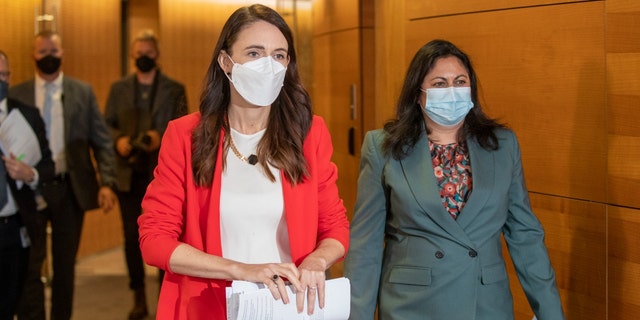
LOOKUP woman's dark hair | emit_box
[192,4,312,186]
[382,39,505,160]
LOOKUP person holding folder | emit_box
[0,50,54,320]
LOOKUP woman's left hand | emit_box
[296,255,327,315]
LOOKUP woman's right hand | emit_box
[235,262,303,305]
[167,245,304,304]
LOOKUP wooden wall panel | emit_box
[606,0,640,208]
[312,29,360,218]
[606,1,640,318]
[405,2,606,202]
[158,1,242,113]
[406,0,589,20]
[127,0,160,74]
[371,0,405,132]
[609,206,640,319]
[59,0,123,258]
[502,194,606,319]
[158,1,313,113]
[311,0,359,35]
[60,0,121,111]
[312,0,372,278]
[0,0,40,84]
[0,0,123,259]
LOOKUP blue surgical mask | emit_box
[421,86,474,126]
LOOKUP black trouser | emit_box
[0,214,29,320]
[118,171,150,291]
[16,209,47,320]
[18,177,85,320]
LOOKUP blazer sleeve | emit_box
[28,104,55,187]
[139,118,190,271]
[83,83,117,189]
[313,117,350,252]
[343,130,387,320]
[501,132,565,319]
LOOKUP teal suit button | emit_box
[435,251,444,259]
[469,250,477,257]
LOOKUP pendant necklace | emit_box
[228,132,258,165]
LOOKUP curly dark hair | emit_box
[191,4,312,186]
[382,39,505,160]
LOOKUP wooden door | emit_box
[311,0,371,277]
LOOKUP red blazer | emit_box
[139,113,350,319]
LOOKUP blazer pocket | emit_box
[389,266,431,286]
[481,263,508,285]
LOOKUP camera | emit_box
[128,133,151,165]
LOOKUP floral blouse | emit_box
[429,141,473,220]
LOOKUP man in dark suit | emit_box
[9,31,118,320]
[104,29,187,320]
[0,50,54,320]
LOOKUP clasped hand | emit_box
[243,257,327,315]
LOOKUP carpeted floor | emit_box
[69,246,159,320]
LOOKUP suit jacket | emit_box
[138,113,350,319]
[103,71,188,191]
[344,128,564,320]
[9,76,117,211]
[4,98,55,238]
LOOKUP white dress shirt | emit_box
[35,73,66,175]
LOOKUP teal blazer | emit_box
[344,128,564,320]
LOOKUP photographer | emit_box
[103,29,187,320]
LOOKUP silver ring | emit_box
[309,286,317,290]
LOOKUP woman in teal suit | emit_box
[344,40,564,320]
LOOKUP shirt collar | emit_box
[35,72,64,89]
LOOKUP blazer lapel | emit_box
[455,138,494,229]
[400,133,474,248]
[62,79,73,143]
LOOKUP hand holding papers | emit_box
[0,109,42,166]
[227,277,351,320]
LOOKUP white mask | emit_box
[421,86,474,126]
[225,55,287,106]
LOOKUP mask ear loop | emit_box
[418,87,427,109]
[219,51,235,78]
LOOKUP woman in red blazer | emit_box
[138,4,349,320]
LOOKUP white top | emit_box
[220,128,291,264]
[35,73,66,175]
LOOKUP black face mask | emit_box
[135,56,156,73]
[36,55,62,75]
[0,80,8,101]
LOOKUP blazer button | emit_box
[468,250,478,258]
[435,251,444,259]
